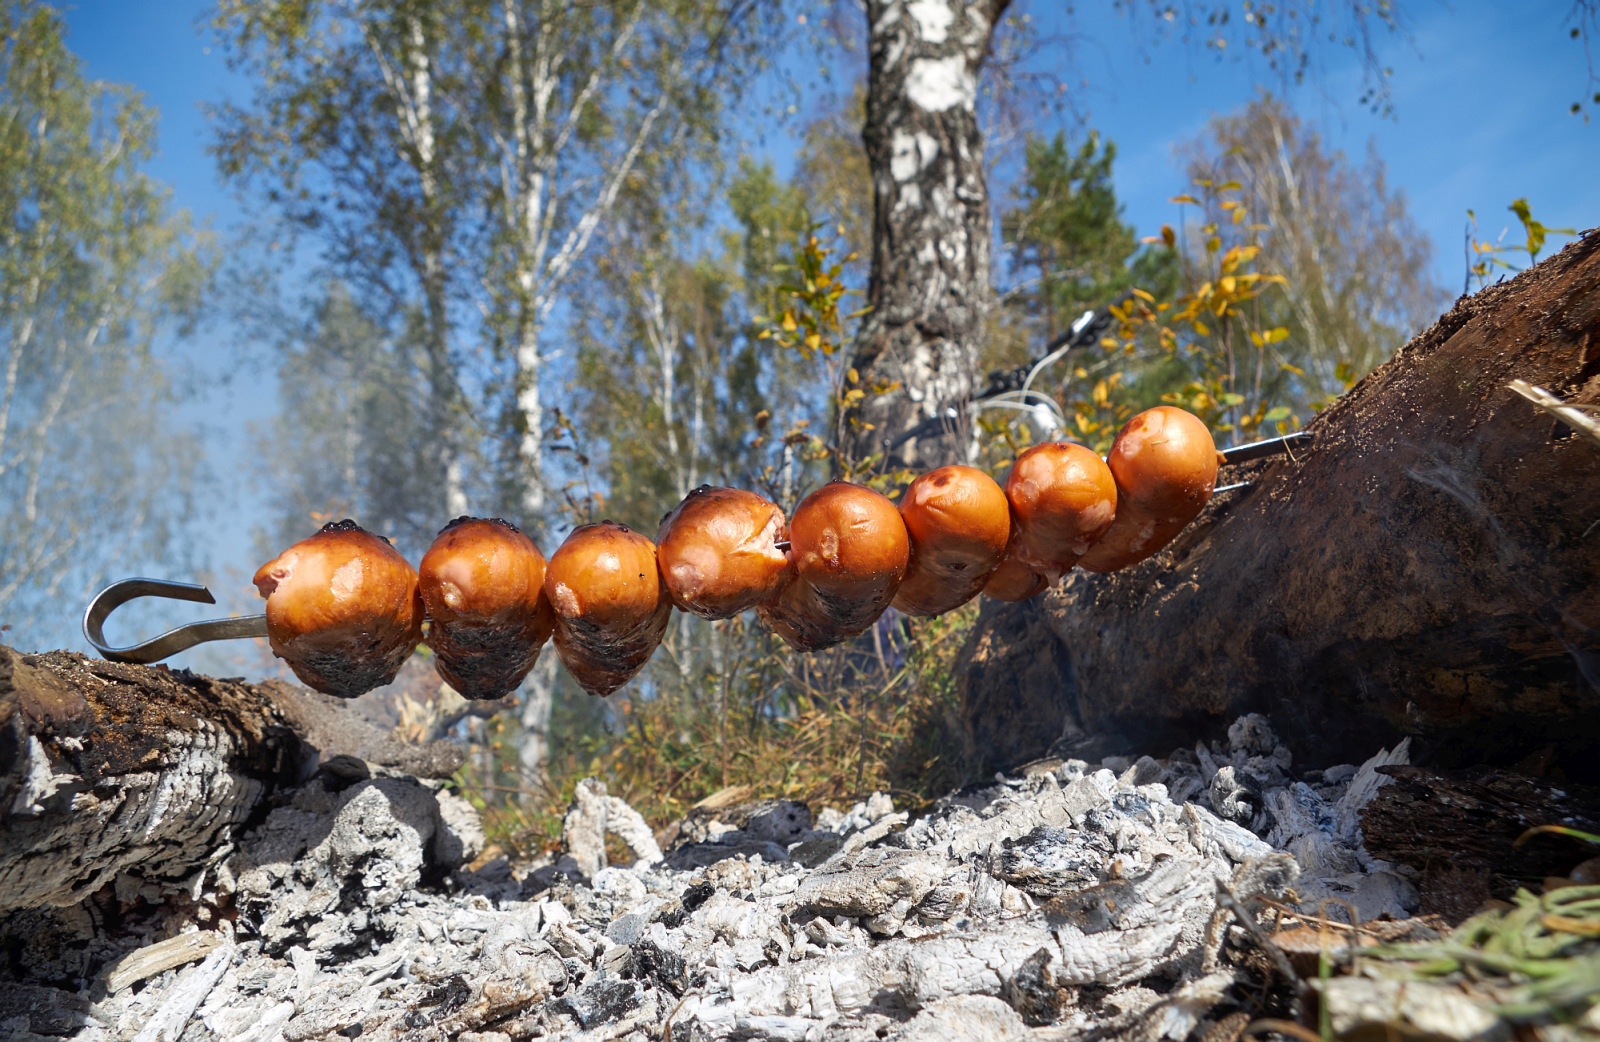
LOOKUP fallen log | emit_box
[1359,763,1600,919]
[0,645,463,913]
[959,229,1600,776]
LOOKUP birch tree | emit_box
[0,3,209,647]
[838,0,1011,477]
[1180,96,1445,407]
[214,0,780,528]
[213,0,476,523]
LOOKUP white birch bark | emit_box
[843,0,1011,473]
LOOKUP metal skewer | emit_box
[84,578,267,664]
[1219,430,1314,465]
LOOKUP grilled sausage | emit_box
[1077,406,1218,573]
[544,521,672,697]
[252,519,424,698]
[757,482,909,651]
[892,465,1011,616]
[419,516,554,700]
[1004,441,1118,581]
[980,536,1049,602]
[656,486,791,619]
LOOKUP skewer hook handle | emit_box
[83,578,267,664]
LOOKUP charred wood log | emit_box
[959,230,1600,776]
[1360,764,1600,881]
[0,645,462,913]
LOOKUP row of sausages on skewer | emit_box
[252,406,1219,701]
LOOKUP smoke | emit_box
[1405,446,1599,692]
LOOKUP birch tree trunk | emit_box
[841,0,1011,473]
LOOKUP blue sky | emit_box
[48,0,1597,665]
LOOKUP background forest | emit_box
[1,0,1594,846]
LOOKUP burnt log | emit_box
[1360,764,1600,919]
[959,230,1600,776]
[0,646,463,913]
[1361,764,1600,880]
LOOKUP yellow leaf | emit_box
[1161,224,1176,249]
[1170,194,1200,205]
[1219,200,1238,210]
[1279,362,1305,375]
[1220,275,1237,294]
[1099,336,1120,349]
[1267,327,1290,345]
[847,367,859,384]
[781,311,797,332]
[805,333,822,351]
[1232,206,1247,225]
[1248,330,1264,347]
[1193,320,1210,337]
[1130,287,1154,303]
[1206,236,1221,254]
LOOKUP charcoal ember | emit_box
[552,978,641,1029]
[1001,947,1068,1026]
[1209,766,1267,830]
[994,825,1114,897]
[789,835,845,868]
[1040,876,1144,934]
[663,838,789,870]
[522,854,587,895]
[653,881,715,929]
[0,984,96,1037]
[626,939,692,997]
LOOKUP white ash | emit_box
[1,715,1425,1042]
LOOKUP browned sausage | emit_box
[656,486,791,619]
[252,519,424,698]
[757,482,909,651]
[418,516,554,700]
[544,521,672,696]
[1078,406,1218,573]
[1004,441,1118,581]
[892,465,1010,616]
[980,535,1049,602]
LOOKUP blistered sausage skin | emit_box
[419,517,554,700]
[657,486,791,619]
[252,519,424,698]
[1078,406,1219,573]
[544,522,672,697]
[757,482,910,651]
[981,535,1049,602]
[892,465,1011,616]
[1004,442,1118,581]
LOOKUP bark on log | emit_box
[0,645,463,913]
[958,230,1600,776]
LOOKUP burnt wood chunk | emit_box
[1360,764,1600,882]
[959,231,1600,775]
[0,645,463,913]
